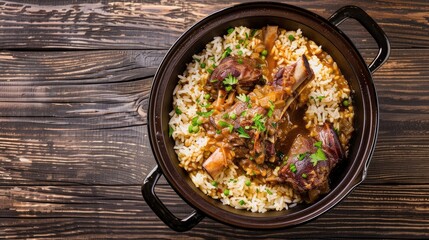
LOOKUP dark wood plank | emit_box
[0,49,428,186]
[1,184,429,238]
[0,0,427,50]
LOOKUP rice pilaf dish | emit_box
[169,26,354,213]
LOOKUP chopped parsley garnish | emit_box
[310,148,327,166]
[290,163,297,173]
[301,173,308,179]
[237,93,250,103]
[200,63,206,68]
[168,126,174,137]
[252,114,266,132]
[223,74,238,86]
[241,111,247,117]
[175,106,182,115]
[215,130,221,134]
[237,127,250,138]
[235,44,241,49]
[298,152,308,161]
[225,85,232,92]
[211,181,218,187]
[188,124,199,133]
[207,68,213,74]
[237,58,243,64]
[317,95,326,101]
[267,100,275,117]
[218,121,233,133]
[222,113,229,119]
[221,47,232,59]
[239,200,245,205]
[288,35,295,41]
[199,102,211,108]
[204,93,210,100]
[250,29,257,37]
[271,122,277,128]
[227,28,234,35]
[266,189,273,195]
[230,113,237,120]
[245,32,249,39]
[197,110,214,118]
[314,141,323,148]
[237,50,243,56]
[261,49,268,56]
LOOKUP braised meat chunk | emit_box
[205,56,262,98]
[278,123,345,203]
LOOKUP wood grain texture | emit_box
[1,185,429,238]
[0,0,427,50]
[0,0,428,238]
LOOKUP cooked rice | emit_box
[169,26,354,213]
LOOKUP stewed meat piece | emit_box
[205,56,262,97]
[278,123,344,203]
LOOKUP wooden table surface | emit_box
[0,0,428,238]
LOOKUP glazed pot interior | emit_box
[150,2,376,228]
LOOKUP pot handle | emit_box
[142,166,205,232]
[328,5,390,73]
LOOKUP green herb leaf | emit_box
[310,148,327,166]
[298,152,308,161]
[237,93,250,103]
[225,85,232,92]
[250,29,257,37]
[211,181,218,187]
[301,173,308,179]
[237,50,243,56]
[197,110,214,118]
[266,189,273,195]
[241,111,247,117]
[313,141,322,148]
[237,127,250,138]
[207,68,213,74]
[204,93,210,100]
[261,49,268,56]
[267,100,275,117]
[288,35,295,41]
[290,163,297,173]
[252,114,266,132]
[221,47,232,59]
[169,126,174,137]
[218,121,233,133]
[230,113,237,120]
[175,106,182,115]
[237,58,243,64]
[227,28,234,35]
[200,63,206,68]
[223,74,238,86]
[239,200,245,205]
[317,95,326,101]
